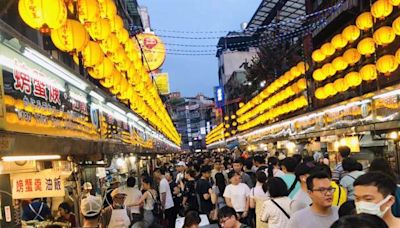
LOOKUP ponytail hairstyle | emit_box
[267,157,279,179]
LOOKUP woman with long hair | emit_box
[250,171,269,228]
[128,176,157,228]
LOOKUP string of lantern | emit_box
[18,0,180,145]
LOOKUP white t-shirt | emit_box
[122,186,142,214]
[260,197,292,228]
[223,183,250,212]
[287,206,339,228]
[250,183,269,201]
[159,177,174,209]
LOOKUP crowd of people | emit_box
[23,146,400,228]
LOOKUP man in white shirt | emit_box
[154,167,175,228]
[224,171,250,225]
[175,161,186,185]
[287,172,338,228]
[122,177,142,225]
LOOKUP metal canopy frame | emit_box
[246,0,307,38]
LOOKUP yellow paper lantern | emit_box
[390,0,400,5]
[312,68,326,81]
[331,34,348,50]
[345,72,362,87]
[51,19,89,52]
[332,56,348,71]
[312,49,326,62]
[296,62,309,74]
[297,78,307,90]
[376,55,398,75]
[371,0,393,19]
[395,48,400,63]
[393,16,400,35]
[342,25,360,43]
[357,38,375,57]
[290,66,301,78]
[315,87,327,100]
[18,0,67,33]
[88,57,114,79]
[77,0,100,25]
[321,43,335,56]
[321,63,337,78]
[373,26,395,46]
[110,15,123,33]
[110,46,126,64]
[356,12,374,31]
[324,83,337,97]
[81,41,104,67]
[86,18,111,41]
[333,78,348,92]
[360,64,378,81]
[239,102,244,108]
[99,0,117,19]
[343,48,361,66]
[116,28,129,44]
[100,34,120,54]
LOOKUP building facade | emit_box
[167,93,216,151]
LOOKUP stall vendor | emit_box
[102,188,132,228]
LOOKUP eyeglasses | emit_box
[311,187,336,195]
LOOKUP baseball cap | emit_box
[83,182,92,190]
[81,195,102,217]
[111,188,127,198]
[176,161,186,167]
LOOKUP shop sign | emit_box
[10,169,65,199]
[136,33,166,71]
[154,73,170,95]
[214,86,224,108]
[0,44,98,140]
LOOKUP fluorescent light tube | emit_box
[23,47,89,91]
[106,102,126,115]
[89,91,105,102]
[2,155,61,161]
[373,90,400,99]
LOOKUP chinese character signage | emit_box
[10,169,65,199]
[154,73,170,95]
[214,86,224,108]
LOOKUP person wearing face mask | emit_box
[353,172,400,228]
[101,188,132,228]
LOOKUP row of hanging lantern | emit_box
[18,0,180,145]
[236,61,308,116]
[205,123,225,145]
[237,78,307,124]
[238,95,308,132]
[312,0,400,102]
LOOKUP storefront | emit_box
[0,19,179,227]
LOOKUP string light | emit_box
[129,2,342,36]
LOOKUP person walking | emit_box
[224,171,250,225]
[280,157,301,199]
[127,176,157,228]
[154,167,175,228]
[196,165,215,216]
[332,146,351,182]
[287,172,338,228]
[340,158,365,200]
[250,171,269,228]
[291,162,316,212]
[233,159,254,188]
[218,206,250,228]
[260,177,292,228]
[182,169,199,212]
[122,177,142,225]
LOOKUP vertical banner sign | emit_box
[136,33,166,71]
[154,73,170,95]
[214,86,224,108]
[10,169,65,199]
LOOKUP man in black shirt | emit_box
[196,165,214,215]
[254,155,268,172]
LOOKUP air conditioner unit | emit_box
[0,160,44,174]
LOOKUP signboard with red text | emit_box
[10,169,65,199]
